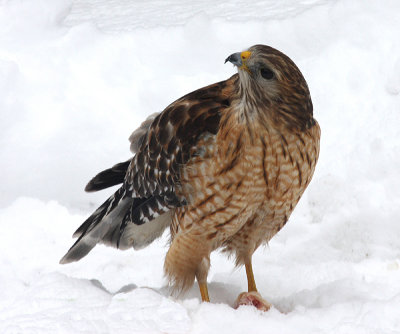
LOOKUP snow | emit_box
[1,0,400,333]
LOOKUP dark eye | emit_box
[260,67,274,80]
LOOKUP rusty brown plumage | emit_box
[60,44,320,310]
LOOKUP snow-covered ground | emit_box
[1,0,400,333]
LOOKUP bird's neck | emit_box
[239,89,314,133]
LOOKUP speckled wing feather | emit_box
[123,76,236,212]
[116,76,236,236]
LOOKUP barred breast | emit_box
[164,108,320,288]
[223,119,321,264]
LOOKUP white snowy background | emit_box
[1,0,400,333]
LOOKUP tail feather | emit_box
[117,196,169,248]
[60,188,173,264]
[84,159,131,192]
[60,187,130,264]
[59,221,111,264]
[72,196,114,239]
[103,210,172,251]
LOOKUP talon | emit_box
[233,291,271,312]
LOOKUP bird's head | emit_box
[225,44,314,130]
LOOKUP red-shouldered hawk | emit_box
[60,44,320,310]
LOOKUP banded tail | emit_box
[60,161,172,264]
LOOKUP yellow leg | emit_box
[245,260,257,292]
[198,281,210,302]
[234,259,271,311]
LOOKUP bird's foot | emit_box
[233,291,271,311]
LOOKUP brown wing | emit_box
[60,75,238,263]
[124,75,238,209]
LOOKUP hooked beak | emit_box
[225,51,252,72]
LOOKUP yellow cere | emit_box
[240,51,252,60]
